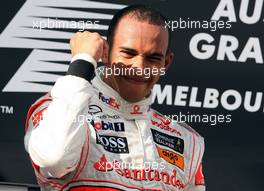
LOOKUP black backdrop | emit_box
[0,0,264,190]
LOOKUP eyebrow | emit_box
[119,46,164,58]
[119,47,138,54]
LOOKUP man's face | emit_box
[105,16,174,102]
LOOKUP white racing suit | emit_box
[24,54,206,191]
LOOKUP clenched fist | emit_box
[70,31,109,63]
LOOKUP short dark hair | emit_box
[107,4,171,53]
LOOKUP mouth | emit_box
[121,75,149,85]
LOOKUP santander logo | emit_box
[94,154,185,189]
[94,154,113,172]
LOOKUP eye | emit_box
[147,56,162,62]
[120,50,136,58]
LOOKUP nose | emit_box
[131,55,145,69]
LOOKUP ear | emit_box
[164,51,174,72]
[102,39,109,65]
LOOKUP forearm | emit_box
[25,56,96,174]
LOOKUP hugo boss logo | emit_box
[96,133,129,153]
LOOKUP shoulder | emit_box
[149,109,205,181]
[25,93,52,132]
[149,109,205,145]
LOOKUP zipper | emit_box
[134,119,146,188]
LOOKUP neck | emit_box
[101,73,150,103]
[102,74,120,94]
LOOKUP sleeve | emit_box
[184,136,206,191]
[24,54,96,178]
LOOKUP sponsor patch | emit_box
[152,112,182,136]
[32,108,46,127]
[94,154,185,189]
[97,114,120,119]
[156,145,184,171]
[98,92,120,109]
[88,105,103,115]
[96,134,129,153]
[195,163,205,186]
[151,129,184,154]
[91,120,125,132]
[152,112,171,124]
[130,104,143,115]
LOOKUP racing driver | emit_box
[24,4,206,191]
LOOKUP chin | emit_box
[119,91,146,102]
[112,76,152,102]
